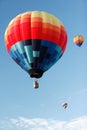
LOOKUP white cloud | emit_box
[0,116,87,130]
[65,117,87,130]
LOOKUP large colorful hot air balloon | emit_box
[4,11,68,88]
[73,35,84,47]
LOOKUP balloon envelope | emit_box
[62,102,68,109]
[73,35,84,47]
[4,11,68,78]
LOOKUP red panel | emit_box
[5,12,67,53]
[20,22,31,40]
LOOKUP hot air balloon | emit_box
[73,35,84,47]
[62,102,68,109]
[4,11,68,88]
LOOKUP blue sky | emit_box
[0,0,87,129]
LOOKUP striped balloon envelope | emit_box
[73,35,84,47]
[4,11,68,80]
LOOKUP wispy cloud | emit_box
[0,116,87,130]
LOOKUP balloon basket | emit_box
[33,79,39,89]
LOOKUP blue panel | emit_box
[15,41,25,54]
[33,51,40,57]
[24,45,33,63]
[32,39,41,51]
[9,39,63,74]
[77,43,82,47]
[37,40,63,71]
[10,43,31,72]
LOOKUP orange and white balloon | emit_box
[73,35,84,47]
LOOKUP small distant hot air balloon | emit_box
[62,102,68,109]
[4,11,68,88]
[73,35,84,47]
